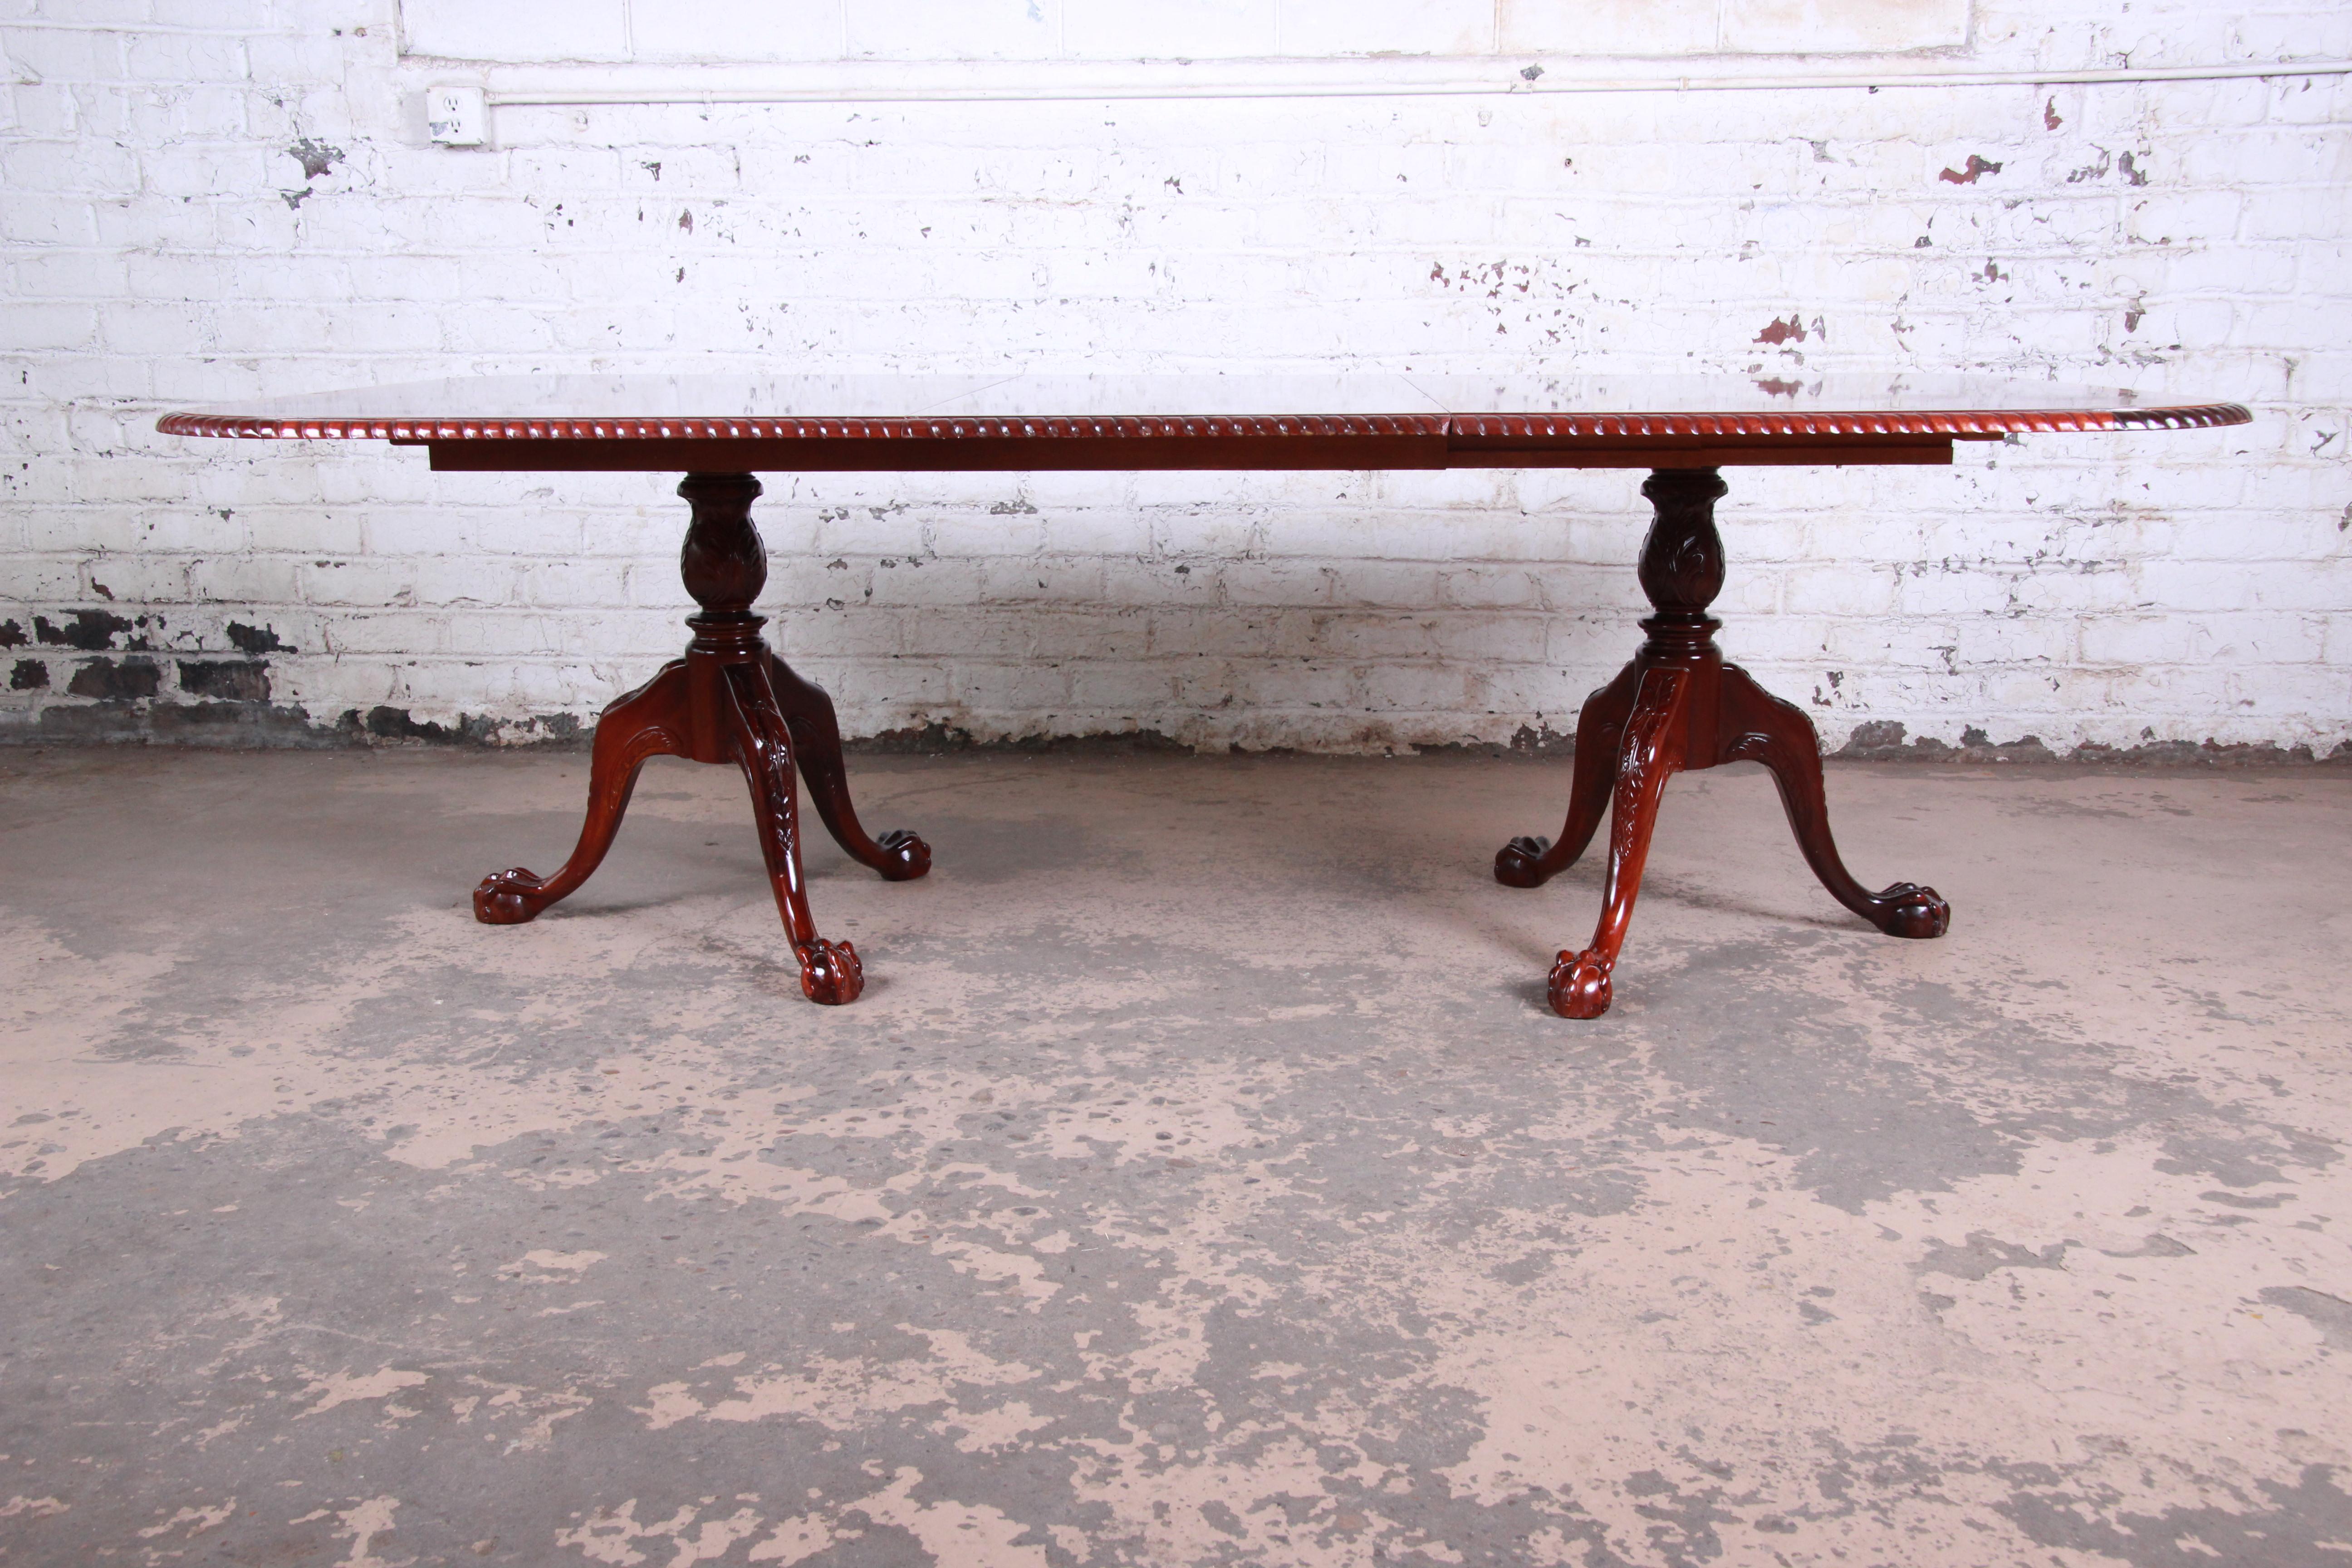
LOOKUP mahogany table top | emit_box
[159,373,2249,472]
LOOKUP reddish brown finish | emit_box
[1497,467,1950,1019]
[154,384,2244,474]
[1546,664,1693,1019]
[155,401,2253,446]
[425,434,1458,473]
[160,412,1452,441]
[1441,435,1963,469]
[160,380,2236,1015]
[766,652,933,882]
[472,472,928,1004]
[1439,404,2247,438]
[418,433,1975,473]
[1494,666,1637,892]
[472,664,689,925]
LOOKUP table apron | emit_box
[422,434,1448,472]
[1443,436,1957,468]
[416,434,1957,473]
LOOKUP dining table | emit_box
[159,374,2249,1017]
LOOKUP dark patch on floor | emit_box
[1,750,2345,1564]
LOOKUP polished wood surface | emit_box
[471,473,928,1005]
[416,432,1970,472]
[159,376,2239,1013]
[1495,468,1949,1019]
[157,372,2250,466]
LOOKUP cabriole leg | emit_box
[769,653,931,882]
[719,659,864,1004]
[474,662,691,925]
[1718,662,1951,939]
[1546,666,1690,1019]
[1495,663,1639,888]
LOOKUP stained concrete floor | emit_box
[1,745,2347,1568]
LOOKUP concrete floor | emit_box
[1,745,2347,1568]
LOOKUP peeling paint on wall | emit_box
[0,4,2346,757]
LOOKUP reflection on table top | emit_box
[159,372,2250,443]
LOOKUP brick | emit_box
[6,249,133,300]
[80,557,194,603]
[2220,664,2352,717]
[1783,564,1897,618]
[975,557,1110,606]
[1203,659,1354,711]
[2,193,103,247]
[1309,614,1438,660]
[1359,663,1472,714]
[1435,565,1547,610]
[1148,610,1273,659]
[1332,562,1443,609]
[0,564,89,613]
[1,29,127,86]
[27,503,244,554]
[0,15,2343,756]
[122,33,249,83]
[313,611,442,658]
[925,510,1047,557]
[0,303,100,350]
[1212,560,1334,608]
[952,661,1070,710]
[1426,612,1548,664]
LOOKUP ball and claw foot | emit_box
[1494,835,1553,889]
[873,829,933,883]
[474,867,554,925]
[1547,949,1612,1019]
[796,939,865,1004]
[1870,883,1951,940]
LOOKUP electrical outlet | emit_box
[427,85,486,147]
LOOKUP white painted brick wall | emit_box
[1,0,2348,755]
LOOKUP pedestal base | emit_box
[472,474,927,1004]
[1499,469,1949,1019]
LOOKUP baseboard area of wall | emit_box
[4,699,2345,768]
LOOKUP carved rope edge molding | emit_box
[155,407,2257,441]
